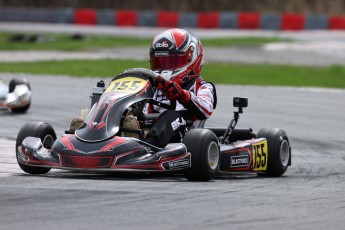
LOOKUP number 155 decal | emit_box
[252,140,268,171]
[105,77,147,94]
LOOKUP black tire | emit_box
[9,78,31,113]
[16,122,56,174]
[11,102,31,113]
[256,128,291,177]
[183,129,220,181]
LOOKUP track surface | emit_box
[1,23,345,229]
[1,73,345,230]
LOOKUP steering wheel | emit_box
[123,68,177,110]
[123,68,166,86]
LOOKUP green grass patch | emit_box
[203,63,345,88]
[0,59,150,77]
[0,59,344,88]
[202,37,291,47]
[0,32,291,51]
[0,32,152,51]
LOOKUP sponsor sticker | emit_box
[155,40,169,48]
[169,159,190,169]
[171,118,186,131]
[154,51,169,56]
[230,155,249,168]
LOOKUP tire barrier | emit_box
[1,7,345,30]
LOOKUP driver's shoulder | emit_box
[193,78,216,92]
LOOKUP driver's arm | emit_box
[158,79,216,120]
[182,81,215,120]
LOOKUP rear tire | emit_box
[9,78,31,113]
[257,128,291,177]
[16,122,56,174]
[183,129,220,181]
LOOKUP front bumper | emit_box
[17,136,191,172]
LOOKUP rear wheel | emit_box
[183,129,220,181]
[257,128,291,177]
[9,78,31,113]
[16,122,56,174]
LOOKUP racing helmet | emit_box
[149,28,204,85]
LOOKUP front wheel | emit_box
[257,128,291,177]
[183,129,220,181]
[16,122,56,174]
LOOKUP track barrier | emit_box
[1,8,345,30]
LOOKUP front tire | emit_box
[257,128,291,177]
[16,122,56,174]
[183,129,220,181]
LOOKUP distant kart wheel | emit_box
[257,128,291,177]
[183,129,220,181]
[11,102,31,113]
[9,78,31,113]
[16,122,56,174]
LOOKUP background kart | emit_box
[0,78,31,113]
[16,68,291,181]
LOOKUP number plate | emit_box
[252,140,268,171]
[105,77,147,94]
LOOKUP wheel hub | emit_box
[280,139,290,167]
[43,135,55,149]
[208,142,219,170]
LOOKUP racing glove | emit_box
[157,78,191,104]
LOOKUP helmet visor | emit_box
[150,52,190,70]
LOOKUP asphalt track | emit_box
[1,73,345,230]
[1,23,345,229]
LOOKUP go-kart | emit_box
[16,68,291,181]
[0,78,31,113]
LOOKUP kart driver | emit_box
[144,28,217,148]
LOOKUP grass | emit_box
[204,63,345,88]
[0,32,292,51]
[202,37,291,47]
[0,59,344,88]
[0,33,151,51]
[0,32,341,88]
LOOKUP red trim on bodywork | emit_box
[112,149,141,168]
[60,136,76,151]
[18,146,62,167]
[62,155,112,168]
[99,137,126,152]
[222,147,252,171]
[112,152,190,171]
